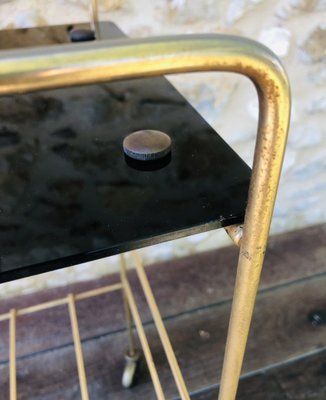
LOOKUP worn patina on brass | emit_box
[0,31,290,399]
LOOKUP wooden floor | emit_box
[0,223,325,399]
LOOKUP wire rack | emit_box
[0,251,191,400]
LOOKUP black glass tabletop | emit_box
[0,23,251,282]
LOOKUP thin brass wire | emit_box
[2,255,190,400]
[0,282,123,400]
[68,294,90,400]
[120,255,137,357]
[0,283,122,322]
[120,255,165,399]
[9,309,17,400]
[2,258,174,399]
[131,251,190,400]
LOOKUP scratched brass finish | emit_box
[0,34,290,399]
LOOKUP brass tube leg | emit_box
[9,309,17,400]
[218,240,265,399]
[120,255,137,357]
[218,56,290,398]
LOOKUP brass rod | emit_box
[0,312,10,322]
[9,309,17,400]
[19,298,67,315]
[120,255,165,400]
[90,0,100,39]
[132,251,190,400]
[0,283,122,321]
[122,291,136,356]
[75,283,122,301]
[0,35,290,399]
[120,255,136,357]
[67,294,90,400]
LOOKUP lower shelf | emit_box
[1,251,192,400]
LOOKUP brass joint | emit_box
[225,224,243,247]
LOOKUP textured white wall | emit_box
[0,0,325,297]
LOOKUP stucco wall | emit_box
[0,0,325,297]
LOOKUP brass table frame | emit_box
[0,32,290,399]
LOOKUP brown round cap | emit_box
[123,130,172,161]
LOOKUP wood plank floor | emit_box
[193,349,326,400]
[0,223,325,399]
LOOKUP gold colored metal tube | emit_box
[9,309,17,400]
[0,34,290,399]
[68,294,90,400]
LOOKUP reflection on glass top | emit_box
[0,23,251,282]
